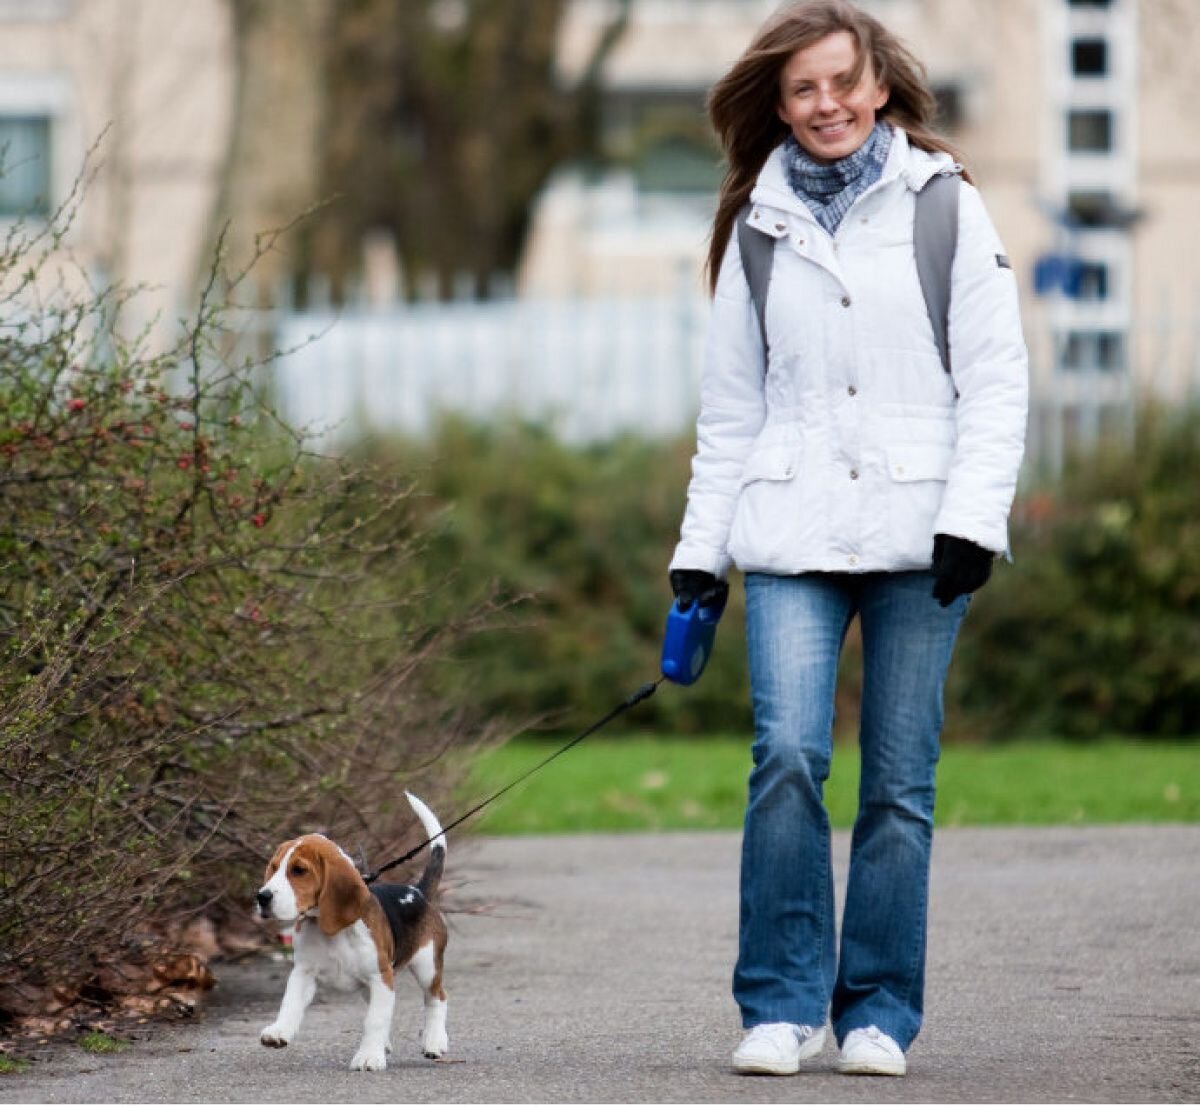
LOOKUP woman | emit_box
[667,0,1027,1078]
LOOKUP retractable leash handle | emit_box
[660,591,727,686]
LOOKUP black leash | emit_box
[362,677,664,885]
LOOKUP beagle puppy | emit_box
[255,791,449,1071]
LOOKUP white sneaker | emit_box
[732,1023,827,1075]
[837,1026,906,1076]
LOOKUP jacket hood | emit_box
[749,125,957,221]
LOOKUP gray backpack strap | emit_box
[913,171,961,374]
[735,201,773,355]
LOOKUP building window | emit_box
[602,87,721,195]
[932,84,964,132]
[1072,38,1108,76]
[634,135,721,194]
[1061,330,1125,372]
[0,115,52,218]
[1066,190,1113,227]
[1067,0,1112,8]
[1068,109,1113,152]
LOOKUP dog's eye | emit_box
[290,863,307,877]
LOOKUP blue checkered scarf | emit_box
[782,121,894,235]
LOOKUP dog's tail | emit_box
[405,791,445,899]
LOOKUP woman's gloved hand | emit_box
[931,534,994,607]
[669,569,729,611]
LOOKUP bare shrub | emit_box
[0,186,493,1004]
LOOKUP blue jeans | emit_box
[735,571,968,1049]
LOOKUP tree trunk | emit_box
[212,0,630,304]
[202,0,331,300]
[308,0,631,301]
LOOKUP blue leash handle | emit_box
[660,594,727,686]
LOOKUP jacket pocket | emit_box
[739,447,796,487]
[886,442,954,483]
[728,446,800,569]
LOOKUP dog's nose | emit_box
[256,889,273,914]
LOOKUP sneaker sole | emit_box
[837,1056,906,1077]
[732,1056,800,1076]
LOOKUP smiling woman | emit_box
[666,0,1028,1080]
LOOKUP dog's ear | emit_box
[315,844,370,936]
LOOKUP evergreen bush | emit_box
[949,406,1200,738]
[374,408,1200,743]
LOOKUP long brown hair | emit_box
[705,0,969,292]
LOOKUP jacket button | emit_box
[850,469,859,480]
[775,222,786,231]
[841,295,852,307]
[848,554,860,566]
[848,386,857,396]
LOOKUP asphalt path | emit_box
[4,826,1199,1104]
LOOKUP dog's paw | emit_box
[422,1028,449,1060]
[350,1047,388,1072]
[260,1024,291,1048]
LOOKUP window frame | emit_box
[0,114,54,219]
[1067,108,1115,154]
[0,74,73,228]
[1071,37,1109,77]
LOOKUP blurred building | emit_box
[0,0,232,329]
[2,0,1198,428]
[527,0,1200,408]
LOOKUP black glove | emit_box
[931,534,993,607]
[669,569,729,612]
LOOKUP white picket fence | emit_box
[269,295,708,445]
[261,293,1198,475]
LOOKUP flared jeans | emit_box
[735,571,969,1049]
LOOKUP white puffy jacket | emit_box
[670,126,1028,578]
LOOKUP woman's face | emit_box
[777,31,889,163]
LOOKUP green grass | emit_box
[0,1056,31,1075]
[78,1032,128,1055]
[464,735,1200,835]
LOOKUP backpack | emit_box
[735,170,961,373]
